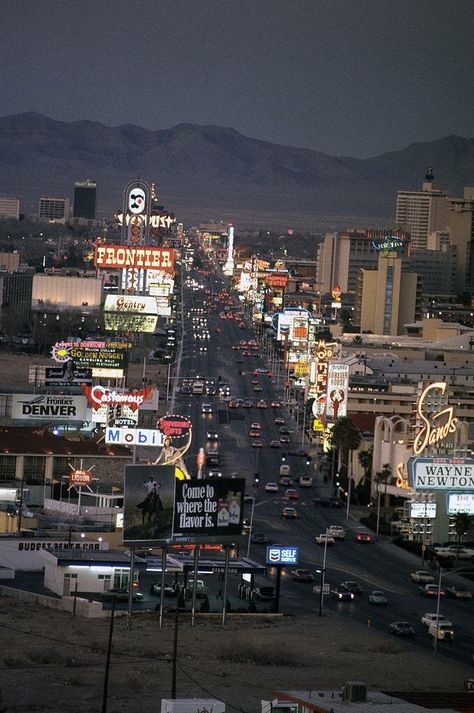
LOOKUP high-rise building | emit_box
[395,170,448,250]
[73,179,97,219]
[38,197,70,224]
[355,252,422,336]
[445,187,474,293]
[0,197,20,220]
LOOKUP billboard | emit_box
[104,313,158,333]
[11,394,87,422]
[309,339,338,412]
[407,457,474,490]
[123,465,177,545]
[94,245,175,273]
[45,365,92,385]
[447,492,474,515]
[105,428,164,447]
[325,363,349,420]
[266,546,299,565]
[409,502,437,519]
[104,294,158,315]
[172,478,245,544]
[51,341,128,373]
[82,385,152,411]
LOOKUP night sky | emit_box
[2,0,473,158]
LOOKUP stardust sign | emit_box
[407,457,474,491]
[94,245,175,273]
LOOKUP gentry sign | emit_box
[12,394,87,422]
[407,457,474,490]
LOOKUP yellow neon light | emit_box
[413,382,457,456]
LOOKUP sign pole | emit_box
[191,546,200,627]
[221,545,230,625]
[127,546,135,630]
[158,547,166,630]
[273,566,282,613]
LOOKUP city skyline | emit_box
[1,0,473,159]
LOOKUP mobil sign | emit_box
[105,428,164,447]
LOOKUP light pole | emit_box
[246,496,255,559]
[317,528,329,616]
[433,565,473,654]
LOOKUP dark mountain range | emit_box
[0,112,472,229]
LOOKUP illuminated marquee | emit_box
[94,245,175,273]
[309,340,337,413]
[413,382,457,456]
[81,385,152,411]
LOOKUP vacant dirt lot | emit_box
[0,591,471,713]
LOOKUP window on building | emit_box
[53,457,75,477]
[23,456,46,484]
[0,456,16,481]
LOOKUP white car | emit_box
[328,525,346,540]
[411,570,435,584]
[201,403,213,414]
[298,475,313,488]
[421,612,451,627]
[265,482,279,493]
[315,533,335,546]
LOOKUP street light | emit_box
[433,564,474,655]
[246,496,256,559]
[316,527,330,616]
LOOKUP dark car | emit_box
[251,531,268,544]
[445,586,472,600]
[291,569,314,582]
[331,585,355,601]
[254,585,275,601]
[150,582,176,597]
[320,497,342,508]
[341,581,363,596]
[390,621,415,637]
[102,588,144,602]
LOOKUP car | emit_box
[269,440,281,448]
[251,440,263,448]
[241,399,253,408]
[411,570,435,584]
[201,403,213,414]
[256,400,268,408]
[150,582,176,597]
[251,531,268,544]
[355,529,373,542]
[249,429,261,438]
[279,434,290,444]
[328,525,345,540]
[331,585,355,601]
[228,400,241,408]
[253,385,263,392]
[341,581,363,596]
[279,426,290,435]
[184,579,209,598]
[390,621,415,637]
[206,431,219,441]
[446,586,473,600]
[282,506,298,519]
[265,482,279,493]
[279,464,291,477]
[298,475,313,488]
[254,586,275,601]
[285,488,299,500]
[271,401,281,408]
[207,469,223,478]
[102,588,144,602]
[421,612,451,627]
[279,476,293,487]
[242,519,251,534]
[420,584,445,597]
[251,379,259,385]
[315,533,335,546]
[429,621,454,640]
[250,422,262,430]
[320,497,342,508]
[274,417,285,425]
[291,569,314,582]
[368,590,388,605]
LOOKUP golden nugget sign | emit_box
[413,382,457,456]
[94,245,175,272]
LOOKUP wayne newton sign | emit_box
[407,457,474,490]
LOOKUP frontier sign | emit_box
[407,457,474,491]
[94,245,175,273]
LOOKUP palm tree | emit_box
[357,447,373,504]
[376,463,392,508]
[452,512,472,565]
[331,417,362,502]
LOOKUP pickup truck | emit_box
[185,579,209,598]
[434,544,474,561]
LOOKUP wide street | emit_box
[166,255,474,670]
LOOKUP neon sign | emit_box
[413,382,457,455]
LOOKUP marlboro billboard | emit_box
[94,245,175,273]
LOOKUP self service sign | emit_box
[266,546,299,566]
